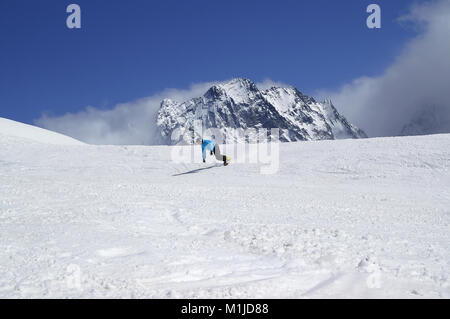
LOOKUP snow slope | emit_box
[0,121,449,298]
[0,117,84,146]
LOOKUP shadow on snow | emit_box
[172,164,222,176]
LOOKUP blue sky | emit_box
[0,0,424,125]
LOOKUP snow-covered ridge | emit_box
[157,78,367,144]
[0,117,84,146]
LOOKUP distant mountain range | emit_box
[156,78,367,144]
[401,105,450,137]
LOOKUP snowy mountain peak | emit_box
[216,78,257,92]
[156,79,367,144]
[205,78,259,104]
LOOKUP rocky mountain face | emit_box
[401,105,450,136]
[156,78,367,144]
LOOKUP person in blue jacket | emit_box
[199,139,229,166]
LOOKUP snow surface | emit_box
[0,117,84,146]
[1,120,449,298]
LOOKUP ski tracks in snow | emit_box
[1,134,450,298]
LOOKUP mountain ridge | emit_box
[157,78,367,144]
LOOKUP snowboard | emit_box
[224,156,231,166]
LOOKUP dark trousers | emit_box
[213,145,226,163]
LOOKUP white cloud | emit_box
[35,78,293,145]
[317,0,450,137]
[35,81,219,145]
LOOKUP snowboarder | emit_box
[199,139,230,166]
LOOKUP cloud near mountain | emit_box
[36,1,450,142]
[34,79,330,145]
[317,0,450,137]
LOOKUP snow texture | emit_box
[0,119,449,298]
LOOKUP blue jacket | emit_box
[201,139,216,160]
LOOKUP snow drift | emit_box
[0,117,84,146]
